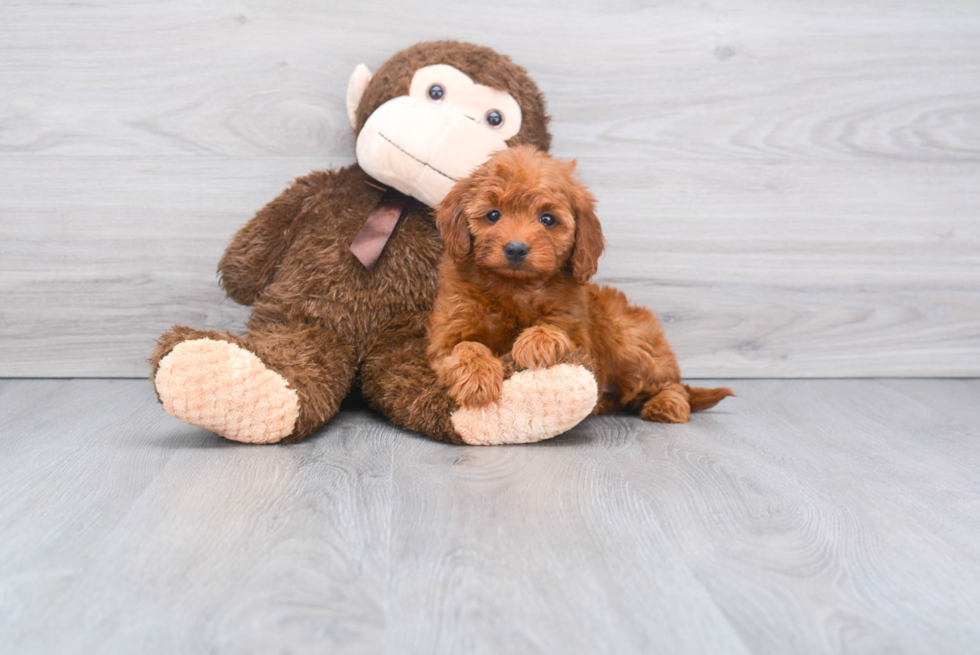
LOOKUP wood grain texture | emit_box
[2,157,977,377]
[2,1,978,162]
[2,378,979,653]
[1,0,979,377]
[0,379,394,654]
[385,430,749,654]
[606,380,980,653]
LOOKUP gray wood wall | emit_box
[2,0,978,378]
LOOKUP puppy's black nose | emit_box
[504,241,529,263]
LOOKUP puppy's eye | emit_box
[539,213,556,228]
[485,110,503,128]
[486,210,501,223]
[427,84,444,102]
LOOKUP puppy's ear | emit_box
[566,163,604,283]
[435,179,473,261]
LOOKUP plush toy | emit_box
[150,41,599,446]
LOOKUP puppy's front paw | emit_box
[444,342,504,407]
[512,325,574,370]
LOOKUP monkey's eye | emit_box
[539,214,556,228]
[486,210,501,223]
[427,84,445,102]
[485,110,503,128]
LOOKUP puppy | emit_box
[427,145,732,423]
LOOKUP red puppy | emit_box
[427,145,732,423]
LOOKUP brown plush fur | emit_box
[427,146,733,422]
[150,42,554,444]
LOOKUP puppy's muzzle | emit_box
[504,241,529,263]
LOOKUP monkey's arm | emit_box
[217,173,323,305]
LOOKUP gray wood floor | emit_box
[1,379,978,654]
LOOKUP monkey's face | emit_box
[351,64,524,206]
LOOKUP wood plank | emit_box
[385,430,749,654]
[0,379,395,654]
[2,157,978,377]
[0,1,977,162]
[3,379,980,653]
[876,378,980,428]
[0,157,317,378]
[605,379,980,653]
[593,159,980,377]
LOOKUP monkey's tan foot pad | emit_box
[154,338,300,444]
[451,364,598,446]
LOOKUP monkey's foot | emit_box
[450,364,598,446]
[154,338,300,444]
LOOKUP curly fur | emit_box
[427,146,733,421]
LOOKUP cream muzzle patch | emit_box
[353,64,523,207]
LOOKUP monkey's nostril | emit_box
[504,241,529,263]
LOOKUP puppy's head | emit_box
[435,145,604,283]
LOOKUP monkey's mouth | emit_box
[377,132,457,182]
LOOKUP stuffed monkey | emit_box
[150,41,599,445]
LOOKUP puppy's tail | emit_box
[685,385,735,412]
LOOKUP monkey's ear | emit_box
[346,64,373,132]
[435,180,474,261]
[567,173,605,283]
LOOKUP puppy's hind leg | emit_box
[589,285,694,423]
[641,382,690,423]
